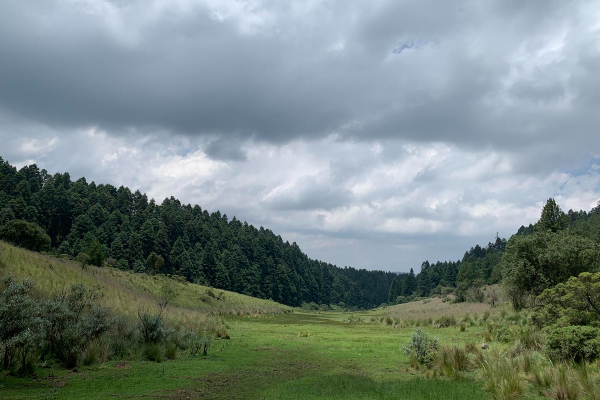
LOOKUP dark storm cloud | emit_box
[1,0,598,164]
[204,137,247,161]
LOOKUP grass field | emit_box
[1,311,492,399]
[1,241,500,399]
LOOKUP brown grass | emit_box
[385,296,506,322]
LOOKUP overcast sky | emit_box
[1,0,599,272]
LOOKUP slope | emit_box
[0,240,290,324]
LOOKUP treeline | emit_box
[502,198,600,309]
[0,158,395,308]
[388,197,600,305]
[387,236,506,304]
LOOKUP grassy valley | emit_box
[0,240,493,399]
[2,160,600,399]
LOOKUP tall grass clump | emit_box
[479,352,524,400]
[435,347,474,379]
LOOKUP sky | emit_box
[1,0,600,272]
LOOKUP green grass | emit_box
[1,311,492,399]
[0,241,493,399]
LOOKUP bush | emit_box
[81,340,108,366]
[137,310,165,344]
[546,326,600,363]
[0,220,50,252]
[189,332,211,356]
[344,315,365,323]
[41,283,109,368]
[301,302,320,311]
[0,276,43,374]
[433,315,457,328]
[402,328,439,366]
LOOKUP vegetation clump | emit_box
[546,326,600,363]
[402,328,440,366]
[433,315,457,328]
[0,272,224,374]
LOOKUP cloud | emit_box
[0,0,598,161]
[1,0,599,271]
[2,125,598,271]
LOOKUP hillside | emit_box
[0,158,395,309]
[0,240,289,322]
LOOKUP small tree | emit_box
[145,252,164,275]
[86,239,104,267]
[76,252,91,269]
[486,287,499,308]
[537,198,568,233]
[159,281,178,310]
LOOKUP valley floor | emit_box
[1,311,491,400]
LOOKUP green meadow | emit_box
[6,240,600,400]
[1,310,490,399]
[0,241,493,399]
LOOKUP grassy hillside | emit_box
[383,287,508,322]
[0,240,290,325]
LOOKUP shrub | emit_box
[301,302,320,311]
[433,315,457,328]
[513,327,545,354]
[137,310,165,344]
[344,315,365,323]
[0,276,43,374]
[40,283,109,368]
[546,326,600,363]
[494,326,513,343]
[0,220,50,252]
[402,328,439,366]
[482,310,491,322]
[81,340,108,366]
[189,332,211,356]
